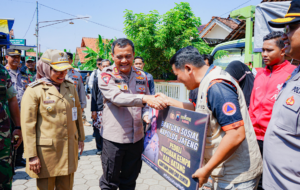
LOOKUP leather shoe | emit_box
[96,151,102,155]
[15,159,26,167]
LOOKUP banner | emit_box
[142,106,209,190]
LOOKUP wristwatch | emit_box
[14,126,21,130]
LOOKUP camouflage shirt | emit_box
[0,64,17,189]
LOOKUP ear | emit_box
[111,53,115,61]
[5,55,8,60]
[280,47,286,57]
[185,64,193,74]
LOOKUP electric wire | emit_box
[39,3,123,32]
[219,0,252,17]
[23,8,36,38]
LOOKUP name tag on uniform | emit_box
[43,100,55,104]
[71,97,77,121]
[72,107,77,121]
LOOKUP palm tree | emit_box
[81,35,114,70]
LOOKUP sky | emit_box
[2,0,262,53]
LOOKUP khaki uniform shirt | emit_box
[99,65,150,144]
[66,69,87,108]
[21,80,85,178]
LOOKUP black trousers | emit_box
[93,127,103,151]
[99,138,144,190]
[257,140,264,190]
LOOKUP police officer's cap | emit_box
[25,56,36,62]
[66,52,73,60]
[6,49,21,56]
[269,0,300,28]
[41,49,73,71]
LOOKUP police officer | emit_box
[0,64,22,189]
[91,59,111,155]
[263,1,300,189]
[133,56,155,95]
[5,48,30,167]
[21,49,85,190]
[21,56,37,83]
[98,38,167,190]
[65,52,90,126]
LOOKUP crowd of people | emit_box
[1,0,300,189]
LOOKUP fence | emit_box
[154,81,189,102]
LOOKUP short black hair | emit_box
[66,52,73,60]
[101,59,111,65]
[96,58,103,62]
[170,46,205,69]
[134,56,144,63]
[112,38,134,54]
[203,54,214,66]
[263,31,285,49]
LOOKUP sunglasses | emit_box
[97,63,102,66]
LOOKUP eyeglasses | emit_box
[9,55,21,59]
[284,25,290,34]
[97,63,102,66]
[284,23,300,34]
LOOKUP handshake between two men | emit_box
[141,92,195,124]
[142,93,170,110]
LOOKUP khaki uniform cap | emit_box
[41,49,73,71]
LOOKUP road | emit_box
[12,98,177,190]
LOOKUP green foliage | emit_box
[81,35,114,71]
[27,48,35,52]
[124,2,213,79]
[214,50,229,60]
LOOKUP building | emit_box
[198,17,245,46]
[74,37,109,66]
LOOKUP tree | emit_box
[124,2,213,79]
[81,35,114,70]
[27,48,35,52]
[26,48,43,57]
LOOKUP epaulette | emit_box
[28,80,43,88]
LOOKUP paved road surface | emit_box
[12,98,177,190]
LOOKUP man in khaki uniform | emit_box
[98,38,167,190]
[21,49,85,190]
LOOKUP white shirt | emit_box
[88,69,101,90]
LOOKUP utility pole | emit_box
[36,1,38,59]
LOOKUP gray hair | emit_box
[101,59,111,65]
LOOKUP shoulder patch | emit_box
[28,80,43,88]
[222,102,236,116]
[101,73,111,85]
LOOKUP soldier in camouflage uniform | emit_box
[0,64,22,190]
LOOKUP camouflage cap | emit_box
[25,56,36,62]
[41,49,73,71]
